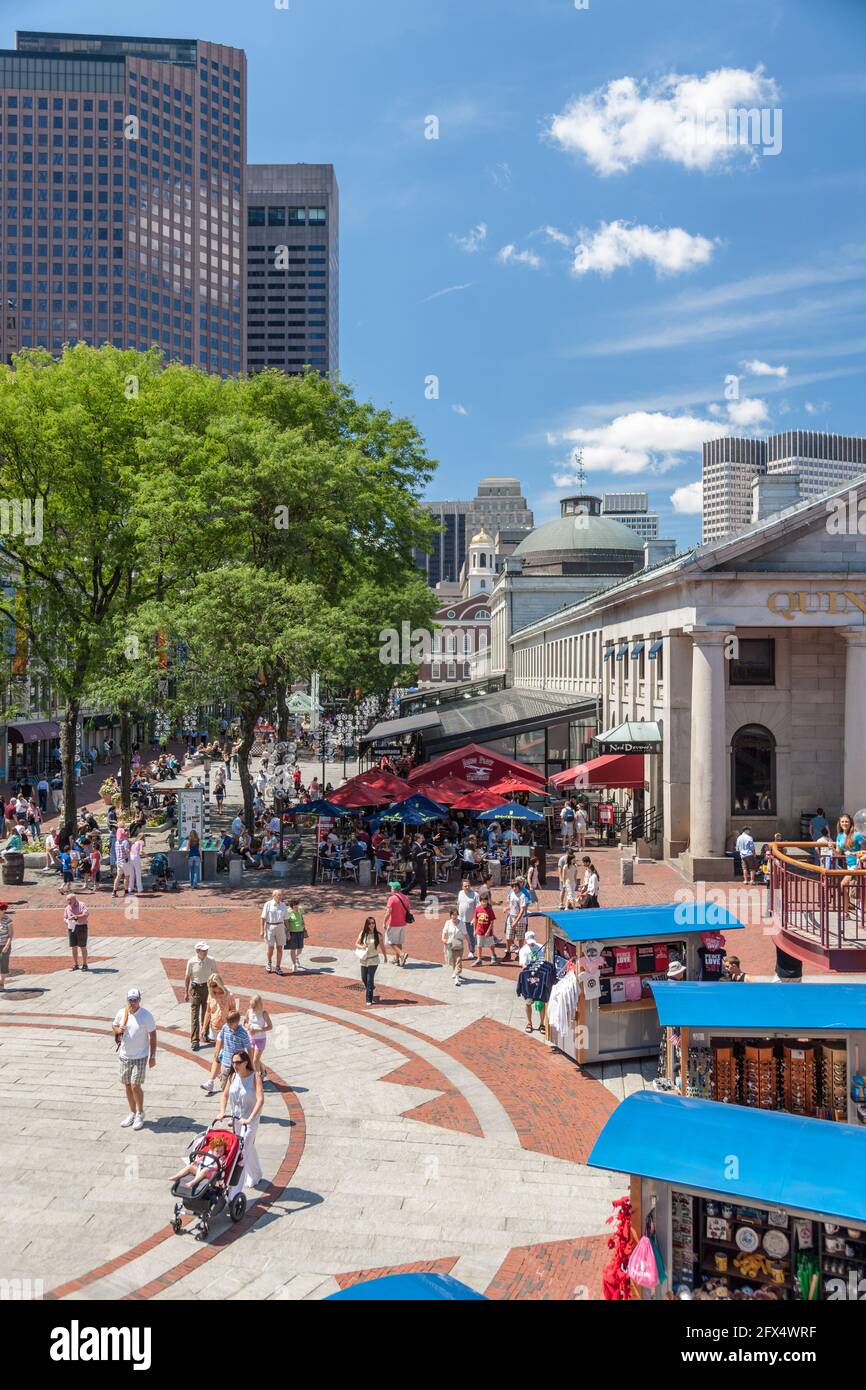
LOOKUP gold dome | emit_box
[469,528,492,546]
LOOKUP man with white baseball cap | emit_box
[184,942,218,1051]
[112,988,157,1131]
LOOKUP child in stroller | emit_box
[170,1119,248,1240]
[150,851,178,892]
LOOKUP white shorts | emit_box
[265,924,286,948]
[385,925,405,947]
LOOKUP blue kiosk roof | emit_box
[539,902,745,944]
[325,1273,487,1302]
[651,981,866,1031]
[588,1091,866,1226]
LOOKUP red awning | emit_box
[331,769,412,807]
[408,742,546,791]
[551,753,644,791]
[7,720,60,744]
[411,773,475,805]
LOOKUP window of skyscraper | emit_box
[247,206,265,226]
[267,206,285,225]
[288,207,305,225]
[308,207,326,224]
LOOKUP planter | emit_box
[1,851,25,885]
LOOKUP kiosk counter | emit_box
[589,1090,866,1301]
[536,904,745,1066]
[650,981,866,1123]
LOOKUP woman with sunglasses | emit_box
[217,1048,265,1190]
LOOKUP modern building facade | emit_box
[0,30,246,374]
[245,163,338,377]
[601,492,659,540]
[702,431,866,542]
[414,476,533,587]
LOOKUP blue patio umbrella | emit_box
[478,801,546,823]
[370,807,435,828]
[326,1273,487,1301]
[286,799,350,818]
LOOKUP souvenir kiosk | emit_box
[588,1090,866,1301]
[537,904,745,1066]
[650,982,866,1124]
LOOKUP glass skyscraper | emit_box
[245,163,338,377]
[0,31,246,375]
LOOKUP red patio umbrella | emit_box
[488,775,549,797]
[450,788,504,812]
[410,773,475,805]
[331,769,412,806]
[408,741,546,790]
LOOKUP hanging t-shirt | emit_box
[598,977,612,1005]
[609,978,627,1005]
[600,948,616,977]
[698,945,726,981]
[623,975,643,1001]
[636,944,656,975]
[653,943,670,973]
[614,945,637,975]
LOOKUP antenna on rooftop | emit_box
[573,448,586,490]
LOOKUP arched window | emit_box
[479,553,487,568]
[731,724,776,815]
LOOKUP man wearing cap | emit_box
[184,942,218,1051]
[667,959,687,981]
[112,989,157,1131]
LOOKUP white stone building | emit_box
[508,478,866,879]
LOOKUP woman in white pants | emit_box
[128,835,144,894]
[218,1048,264,1189]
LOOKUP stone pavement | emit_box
[0,756,819,1301]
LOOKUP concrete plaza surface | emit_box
[0,766,801,1301]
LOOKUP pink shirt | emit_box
[386,892,409,927]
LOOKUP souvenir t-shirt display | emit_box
[698,944,727,981]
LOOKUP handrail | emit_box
[769,842,866,876]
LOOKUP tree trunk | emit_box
[119,710,132,813]
[60,702,79,837]
[276,684,289,742]
[237,703,260,831]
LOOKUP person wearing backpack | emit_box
[441,907,466,985]
[383,880,413,967]
[560,800,576,846]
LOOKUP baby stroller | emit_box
[170,1116,248,1241]
[150,852,178,892]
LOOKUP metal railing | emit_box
[769,842,866,953]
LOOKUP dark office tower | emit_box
[245,164,338,377]
[0,31,246,374]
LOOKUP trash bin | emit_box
[357,859,372,888]
[1,851,25,885]
[228,858,243,888]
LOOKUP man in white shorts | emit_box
[112,987,157,1131]
[503,878,528,962]
[261,887,288,975]
[560,801,575,845]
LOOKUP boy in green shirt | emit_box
[286,897,307,974]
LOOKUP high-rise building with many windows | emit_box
[0,31,246,374]
[245,164,338,377]
[414,476,534,588]
[601,492,659,540]
[702,432,866,541]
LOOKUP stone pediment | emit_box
[697,484,866,576]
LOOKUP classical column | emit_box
[842,628,866,814]
[686,628,729,860]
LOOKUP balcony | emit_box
[769,843,866,972]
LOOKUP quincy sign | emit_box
[767,591,866,621]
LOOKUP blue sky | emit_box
[9,0,866,545]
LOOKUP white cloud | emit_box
[498,244,543,269]
[487,162,512,188]
[725,395,769,427]
[549,409,726,475]
[670,481,704,514]
[543,225,574,248]
[547,67,781,175]
[804,399,830,414]
[420,283,473,303]
[573,220,716,277]
[451,223,487,254]
[452,403,469,416]
[742,358,788,378]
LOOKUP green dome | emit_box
[514,511,644,557]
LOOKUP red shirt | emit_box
[386,892,410,927]
[474,903,496,936]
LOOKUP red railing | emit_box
[769,843,866,953]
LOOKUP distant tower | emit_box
[464,528,495,596]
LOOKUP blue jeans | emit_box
[224,761,232,781]
[462,918,477,954]
[189,856,201,887]
[360,963,378,1004]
